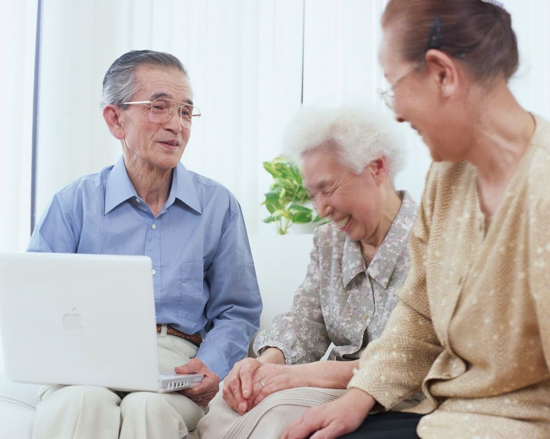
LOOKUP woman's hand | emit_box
[176,358,220,406]
[249,363,313,407]
[222,357,264,414]
[252,360,358,408]
[281,388,375,439]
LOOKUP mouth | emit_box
[335,216,351,230]
[159,139,180,149]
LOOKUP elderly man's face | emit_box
[118,65,193,173]
[302,148,385,247]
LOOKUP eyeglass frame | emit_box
[122,98,202,126]
[377,62,424,111]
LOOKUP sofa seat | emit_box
[0,369,39,439]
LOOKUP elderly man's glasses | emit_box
[123,98,201,126]
[377,63,423,112]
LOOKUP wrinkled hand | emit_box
[222,357,263,414]
[223,359,312,415]
[249,363,312,408]
[281,388,374,439]
[175,358,220,407]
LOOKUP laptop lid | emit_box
[0,252,166,392]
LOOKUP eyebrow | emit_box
[151,92,194,106]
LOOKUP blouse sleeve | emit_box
[347,164,444,409]
[253,229,331,364]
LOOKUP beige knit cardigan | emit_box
[349,115,550,438]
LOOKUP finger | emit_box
[251,378,277,408]
[239,360,259,399]
[175,357,204,374]
[223,374,247,413]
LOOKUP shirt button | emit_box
[152,269,157,275]
[362,314,368,320]
[136,198,141,203]
[151,224,157,230]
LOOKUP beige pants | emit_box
[196,387,346,439]
[32,333,205,439]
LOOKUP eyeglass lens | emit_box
[149,99,198,123]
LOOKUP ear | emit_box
[103,104,126,140]
[424,49,460,98]
[369,156,389,187]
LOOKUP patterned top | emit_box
[349,115,550,438]
[254,191,417,364]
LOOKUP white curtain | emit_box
[0,0,38,253]
[0,0,39,371]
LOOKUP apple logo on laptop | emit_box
[62,307,83,334]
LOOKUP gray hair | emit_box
[101,50,188,109]
[283,104,406,181]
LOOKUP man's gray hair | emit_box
[284,104,406,181]
[101,50,187,109]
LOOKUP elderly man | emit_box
[28,50,262,439]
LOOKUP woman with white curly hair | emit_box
[196,104,419,439]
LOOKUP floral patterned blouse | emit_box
[254,191,418,364]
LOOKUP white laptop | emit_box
[0,252,203,393]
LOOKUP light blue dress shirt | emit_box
[28,157,262,379]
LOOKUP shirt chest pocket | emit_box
[178,260,206,322]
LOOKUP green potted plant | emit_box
[261,155,323,235]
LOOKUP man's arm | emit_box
[195,199,262,379]
[28,195,79,253]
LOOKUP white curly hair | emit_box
[283,104,406,181]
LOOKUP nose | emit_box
[164,110,184,133]
[313,197,332,219]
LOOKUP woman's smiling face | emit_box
[302,147,386,246]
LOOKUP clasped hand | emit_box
[222,358,311,415]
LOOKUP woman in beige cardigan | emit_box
[284,1,550,438]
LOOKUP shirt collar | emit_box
[341,191,417,289]
[105,157,202,215]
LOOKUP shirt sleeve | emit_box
[348,164,444,409]
[28,194,80,253]
[196,199,262,379]
[528,170,550,370]
[253,229,331,365]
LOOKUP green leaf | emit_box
[263,216,276,224]
[291,210,313,223]
[288,204,313,213]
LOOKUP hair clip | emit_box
[427,16,442,50]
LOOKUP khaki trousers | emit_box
[196,387,346,439]
[32,333,205,439]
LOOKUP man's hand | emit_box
[222,357,264,414]
[175,358,220,406]
[281,388,375,439]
